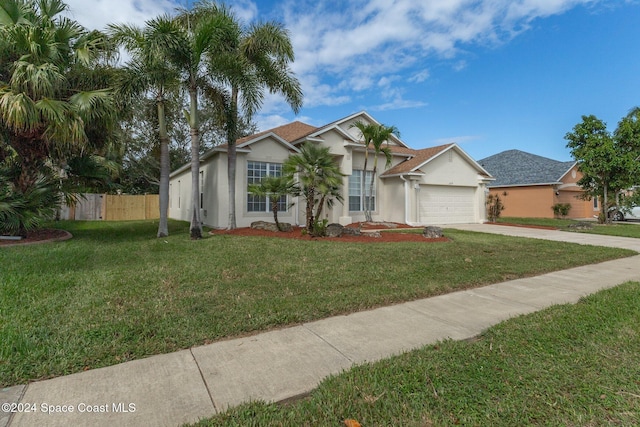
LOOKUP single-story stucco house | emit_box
[169,111,494,228]
[478,149,597,219]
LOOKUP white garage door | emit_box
[419,185,476,224]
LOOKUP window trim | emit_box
[246,161,288,213]
[349,169,376,212]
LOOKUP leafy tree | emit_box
[284,142,344,235]
[247,175,295,231]
[202,4,302,230]
[0,0,117,234]
[565,112,640,223]
[349,121,398,222]
[109,17,182,237]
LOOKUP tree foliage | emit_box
[0,0,119,234]
[284,142,344,235]
[349,121,398,222]
[565,110,640,223]
[202,3,302,230]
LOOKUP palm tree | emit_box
[368,124,398,217]
[109,17,182,238]
[203,5,302,230]
[247,175,295,231]
[349,121,398,222]
[284,142,343,235]
[349,121,374,222]
[314,176,343,223]
[167,2,237,239]
[0,0,116,235]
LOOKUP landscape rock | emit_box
[423,226,444,238]
[325,223,344,237]
[362,231,381,238]
[342,227,361,236]
[567,221,593,230]
[250,221,292,232]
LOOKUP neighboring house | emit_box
[169,111,494,228]
[478,149,597,219]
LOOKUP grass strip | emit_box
[498,217,640,238]
[193,282,640,426]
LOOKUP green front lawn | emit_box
[194,282,640,426]
[498,217,640,238]
[0,220,633,386]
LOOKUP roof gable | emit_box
[235,121,318,146]
[300,111,409,149]
[479,149,576,187]
[382,143,492,178]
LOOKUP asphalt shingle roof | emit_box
[478,149,575,187]
[382,144,453,175]
[232,121,318,147]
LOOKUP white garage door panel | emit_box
[419,186,476,224]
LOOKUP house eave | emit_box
[488,181,563,189]
[381,171,424,179]
[169,146,252,178]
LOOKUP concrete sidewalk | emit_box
[3,225,640,427]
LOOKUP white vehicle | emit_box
[609,205,640,221]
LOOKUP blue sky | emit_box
[64,0,640,161]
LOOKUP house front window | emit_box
[349,170,375,211]
[247,161,287,212]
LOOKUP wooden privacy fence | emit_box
[61,194,159,221]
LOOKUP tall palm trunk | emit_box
[362,149,371,222]
[157,93,170,238]
[226,87,239,230]
[369,151,379,220]
[188,84,202,239]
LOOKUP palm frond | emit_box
[0,90,40,133]
[10,61,65,99]
[69,89,114,122]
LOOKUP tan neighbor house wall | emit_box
[490,186,554,218]
[556,164,598,219]
[489,186,596,219]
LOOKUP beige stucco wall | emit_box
[169,137,301,229]
[168,167,192,223]
[381,178,408,224]
[419,150,481,187]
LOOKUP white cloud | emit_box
[283,0,603,110]
[370,98,427,112]
[254,114,290,131]
[61,0,611,116]
[408,69,431,83]
[64,0,176,30]
[231,0,259,24]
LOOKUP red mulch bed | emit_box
[0,229,72,246]
[210,222,449,243]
